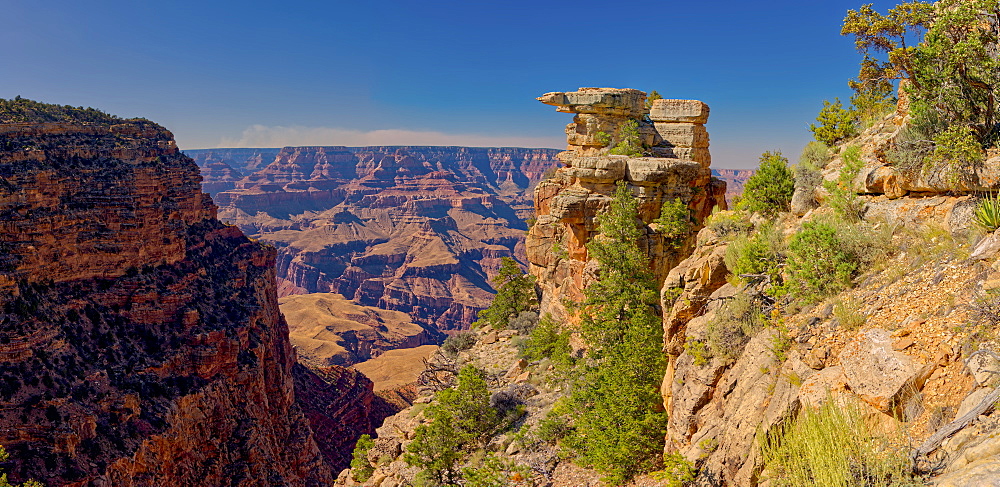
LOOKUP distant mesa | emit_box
[187,145,563,333]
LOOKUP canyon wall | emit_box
[0,111,374,485]
[188,146,562,333]
[526,88,726,321]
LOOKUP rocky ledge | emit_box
[0,109,383,485]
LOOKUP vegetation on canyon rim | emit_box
[348,1,1000,485]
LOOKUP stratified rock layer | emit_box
[189,146,562,333]
[0,118,360,485]
[527,88,726,321]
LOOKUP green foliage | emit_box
[928,125,985,186]
[645,90,663,111]
[705,209,753,238]
[0,96,126,125]
[706,293,768,363]
[684,338,710,366]
[350,434,375,482]
[809,98,858,145]
[795,141,830,190]
[761,398,916,487]
[655,197,693,247]
[650,453,697,487]
[441,331,477,356]
[910,0,1000,146]
[832,298,866,331]
[519,313,573,370]
[564,181,667,483]
[738,152,795,217]
[784,216,890,304]
[842,1,1000,148]
[608,119,645,157]
[841,2,934,122]
[405,366,502,485]
[723,223,785,286]
[474,257,537,330]
[461,454,530,487]
[822,146,866,221]
[975,193,1000,232]
[0,446,42,487]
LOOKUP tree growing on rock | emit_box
[738,152,795,217]
[474,257,536,330]
[562,181,669,484]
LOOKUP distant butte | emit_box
[188,146,562,333]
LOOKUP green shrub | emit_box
[608,119,645,157]
[349,434,375,482]
[565,181,667,484]
[822,146,866,221]
[706,293,767,363]
[761,398,915,487]
[723,223,785,286]
[645,90,663,111]
[655,197,693,247]
[784,217,889,304]
[738,152,795,217]
[441,331,477,356]
[975,194,1000,232]
[519,313,572,369]
[684,338,710,366]
[405,366,502,484]
[474,257,536,330]
[832,299,866,331]
[809,98,857,146]
[650,453,697,487]
[795,141,829,191]
[929,125,985,187]
[705,209,753,238]
[461,454,530,487]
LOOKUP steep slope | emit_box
[0,102,377,485]
[279,292,434,367]
[189,146,562,333]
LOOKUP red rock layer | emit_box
[0,120,353,485]
[190,146,562,332]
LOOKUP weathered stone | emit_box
[966,349,1000,386]
[562,155,627,182]
[0,119,338,484]
[649,99,710,124]
[537,87,647,118]
[625,157,704,185]
[790,186,819,216]
[649,146,712,166]
[971,230,1000,261]
[653,123,710,148]
[839,328,926,412]
[797,366,849,407]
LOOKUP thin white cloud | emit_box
[217,124,565,149]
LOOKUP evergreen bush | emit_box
[738,152,795,217]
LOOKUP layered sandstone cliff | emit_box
[0,105,375,485]
[189,146,561,333]
[526,88,726,320]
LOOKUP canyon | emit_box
[187,146,562,334]
[0,102,385,485]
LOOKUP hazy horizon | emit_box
[3,0,906,169]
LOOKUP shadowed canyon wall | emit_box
[0,114,380,485]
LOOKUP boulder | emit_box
[649,99,710,124]
[839,328,929,412]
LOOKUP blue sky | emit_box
[2,0,904,168]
